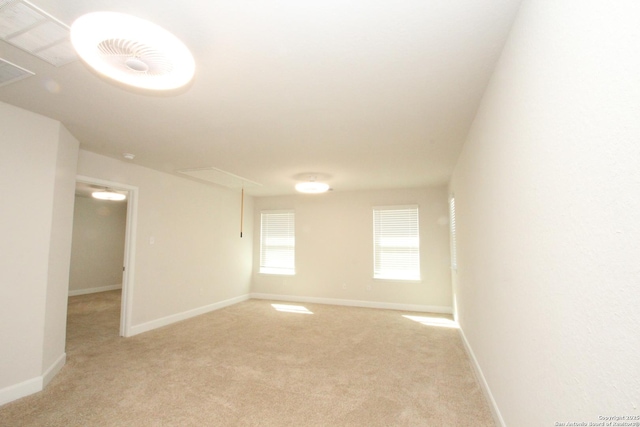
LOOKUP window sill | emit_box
[372,277,422,284]
[259,272,296,277]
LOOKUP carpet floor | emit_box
[0,291,495,426]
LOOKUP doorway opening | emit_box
[70,175,138,337]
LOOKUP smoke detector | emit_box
[70,12,195,90]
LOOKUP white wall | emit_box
[450,1,640,425]
[69,195,127,294]
[0,101,78,403]
[252,187,452,311]
[77,150,254,330]
[42,124,80,384]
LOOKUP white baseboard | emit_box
[458,327,505,427]
[42,353,66,388]
[129,294,251,337]
[0,376,41,407]
[69,284,122,297]
[250,293,453,314]
[0,352,66,407]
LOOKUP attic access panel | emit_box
[177,167,262,190]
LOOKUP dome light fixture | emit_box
[295,179,330,194]
[92,189,126,201]
[70,12,195,91]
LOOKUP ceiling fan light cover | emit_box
[295,181,330,194]
[92,190,126,201]
[70,12,195,90]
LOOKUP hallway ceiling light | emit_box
[70,11,195,90]
[92,189,126,201]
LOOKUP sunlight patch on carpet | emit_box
[271,304,313,314]
[403,315,458,328]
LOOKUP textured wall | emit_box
[450,0,640,424]
[0,102,78,402]
[42,123,79,383]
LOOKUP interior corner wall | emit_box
[251,187,452,311]
[450,1,640,425]
[42,124,79,381]
[76,150,253,332]
[69,196,127,294]
[0,101,78,404]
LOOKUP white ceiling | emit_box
[0,0,522,196]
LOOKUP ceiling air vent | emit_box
[0,57,34,87]
[0,0,76,66]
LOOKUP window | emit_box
[260,210,295,275]
[373,205,420,281]
[449,196,457,271]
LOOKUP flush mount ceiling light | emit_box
[70,11,195,90]
[295,179,330,194]
[92,189,126,201]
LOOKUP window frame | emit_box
[449,195,457,271]
[259,209,296,276]
[372,204,421,282]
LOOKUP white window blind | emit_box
[260,210,295,275]
[373,205,420,281]
[450,196,457,270]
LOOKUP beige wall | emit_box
[69,196,127,293]
[77,150,254,329]
[450,0,640,424]
[252,187,452,311]
[0,101,78,402]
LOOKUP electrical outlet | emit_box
[342,283,347,289]
[366,285,372,291]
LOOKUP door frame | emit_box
[75,175,138,337]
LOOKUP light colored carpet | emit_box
[0,291,495,426]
